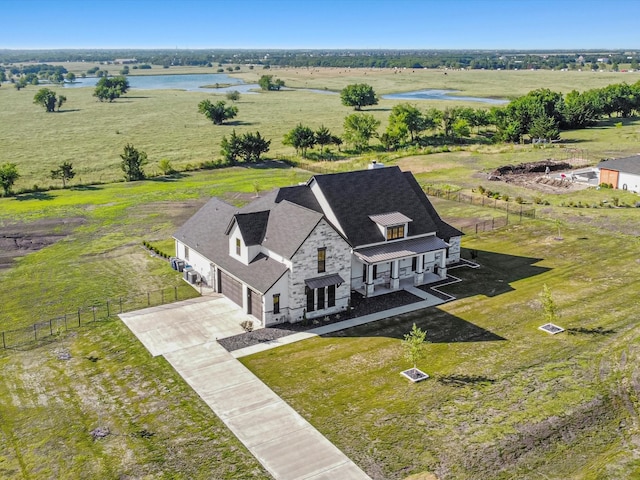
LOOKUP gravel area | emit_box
[218,290,422,352]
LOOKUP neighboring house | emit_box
[597,155,640,193]
[174,165,463,327]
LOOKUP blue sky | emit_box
[2,0,639,50]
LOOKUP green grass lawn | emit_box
[241,219,640,479]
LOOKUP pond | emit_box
[382,89,508,104]
[63,73,259,93]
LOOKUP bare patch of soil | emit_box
[0,217,86,270]
[485,158,592,194]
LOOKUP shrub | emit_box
[533,196,543,204]
[240,320,254,332]
[612,197,620,207]
[502,194,510,202]
[515,196,525,204]
[477,185,486,195]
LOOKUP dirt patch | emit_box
[485,158,592,194]
[0,217,86,270]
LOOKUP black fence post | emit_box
[78,308,81,327]
[2,331,5,349]
[49,318,53,336]
[119,297,123,313]
[34,324,37,341]
[92,306,96,322]
[64,314,67,331]
[147,292,150,307]
[161,289,164,304]
[174,286,178,301]
[106,300,110,318]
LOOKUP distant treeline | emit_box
[0,49,638,70]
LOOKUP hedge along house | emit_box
[597,155,640,193]
[174,165,462,327]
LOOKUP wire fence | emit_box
[1,284,198,350]
[424,186,536,220]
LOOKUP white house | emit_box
[174,166,463,327]
[597,155,640,193]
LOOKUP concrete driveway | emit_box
[120,295,371,480]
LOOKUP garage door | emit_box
[248,288,263,323]
[220,271,243,307]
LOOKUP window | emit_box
[236,238,241,256]
[373,265,378,280]
[327,285,335,308]
[306,287,315,312]
[317,288,325,310]
[412,256,417,272]
[273,294,280,314]
[386,225,405,240]
[184,246,190,261]
[362,264,367,282]
[317,247,326,273]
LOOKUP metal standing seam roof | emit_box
[369,212,413,226]
[354,236,448,264]
[304,273,345,290]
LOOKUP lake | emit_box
[64,73,259,93]
[382,89,508,104]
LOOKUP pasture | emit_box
[1,66,640,479]
[2,66,640,190]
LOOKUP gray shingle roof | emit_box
[311,166,459,246]
[234,211,269,246]
[174,197,288,294]
[597,155,640,175]
[261,200,324,258]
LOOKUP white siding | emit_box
[175,240,211,286]
[618,172,640,193]
[263,273,290,326]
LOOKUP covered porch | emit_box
[353,235,449,298]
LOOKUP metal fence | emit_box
[424,186,536,220]
[1,284,197,350]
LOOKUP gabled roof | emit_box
[261,200,324,258]
[174,197,288,294]
[310,166,456,246]
[597,155,640,175]
[231,211,269,246]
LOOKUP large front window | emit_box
[386,225,405,240]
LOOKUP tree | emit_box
[120,144,147,181]
[198,99,238,125]
[528,115,560,142]
[314,125,333,149]
[0,163,20,196]
[220,130,242,164]
[541,284,559,325]
[93,76,130,102]
[238,131,270,162]
[340,83,378,110]
[65,72,76,83]
[226,90,240,102]
[258,75,285,91]
[402,323,428,369]
[343,113,380,152]
[388,103,428,141]
[158,159,175,175]
[33,88,62,112]
[50,161,75,188]
[283,123,316,157]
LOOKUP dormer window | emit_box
[386,225,405,240]
[236,238,241,256]
[369,211,412,242]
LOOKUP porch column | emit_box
[438,251,447,279]
[390,260,400,290]
[414,255,425,286]
[365,264,375,297]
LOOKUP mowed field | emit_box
[2,66,640,190]
[1,67,640,479]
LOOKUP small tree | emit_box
[198,99,238,125]
[33,88,59,112]
[402,323,428,370]
[120,144,147,181]
[343,113,380,152]
[226,90,240,102]
[340,83,378,110]
[56,94,67,111]
[258,75,284,91]
[0,163,20,196]
[50,161,75,188]
[283,123,316,157]
[238,131,270,162]
[158,158,175,175]
[65,72,76,83]
[541,284,559,324]
[220,130,242,164]
[94,76,130,102]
